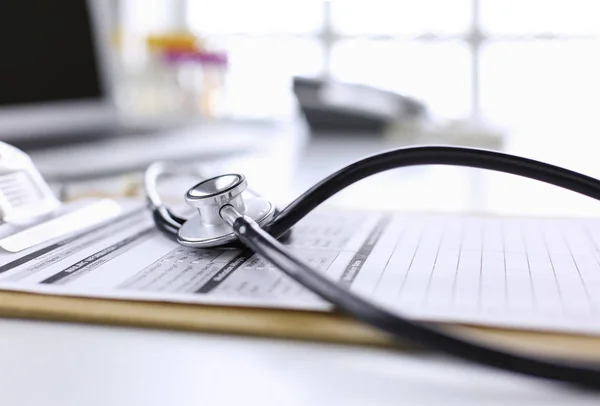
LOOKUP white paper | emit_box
[2,203,600,336]
[0,199,122,252]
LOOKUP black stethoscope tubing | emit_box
[150,145,600,388]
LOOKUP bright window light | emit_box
[481,0,600,36]
[331,0,471,36]
[187,1,324,34]
[331,40,471,118]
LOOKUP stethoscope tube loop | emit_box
[268,146,600,238]
[147,145,600,388]
[225,191,600,388]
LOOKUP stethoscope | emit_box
[145,145,600,388]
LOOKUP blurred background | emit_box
[2,0,600,217]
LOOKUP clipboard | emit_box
[1,289,600,362]
[2,193,600,363]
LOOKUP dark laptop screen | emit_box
[0,0,103,107]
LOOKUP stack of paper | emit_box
[2,202,600,358]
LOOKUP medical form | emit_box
[1,204,600,336]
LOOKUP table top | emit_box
[4,120,600,405]
[1,318,599,406]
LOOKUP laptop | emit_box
[0,0,122,145]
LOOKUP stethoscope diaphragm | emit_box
[177,173,276,248]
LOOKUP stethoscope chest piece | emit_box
[177,173,275,248]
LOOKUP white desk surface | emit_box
[1,318,599,406]
[4,123,600,405]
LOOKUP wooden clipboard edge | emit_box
[0,290,394,347]
[1,289,600,360]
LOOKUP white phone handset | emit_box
[0,141,61,224]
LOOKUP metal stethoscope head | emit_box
[144,146,600,388]
[144,161,281,248]
[178,173,276,247]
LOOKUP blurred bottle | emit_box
[162,49,228,118]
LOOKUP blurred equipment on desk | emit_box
[384,115,505,150]
[293,76,505,150]
[293,77,426,132]
[29,118,307,202]
[0,142,61,224]
[0,140,122,252]
[0,0,121,144]
[116,30,229,119]
[0,0,182,146]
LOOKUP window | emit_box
[121,0,600,122]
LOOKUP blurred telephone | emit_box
[293,77,426,132]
